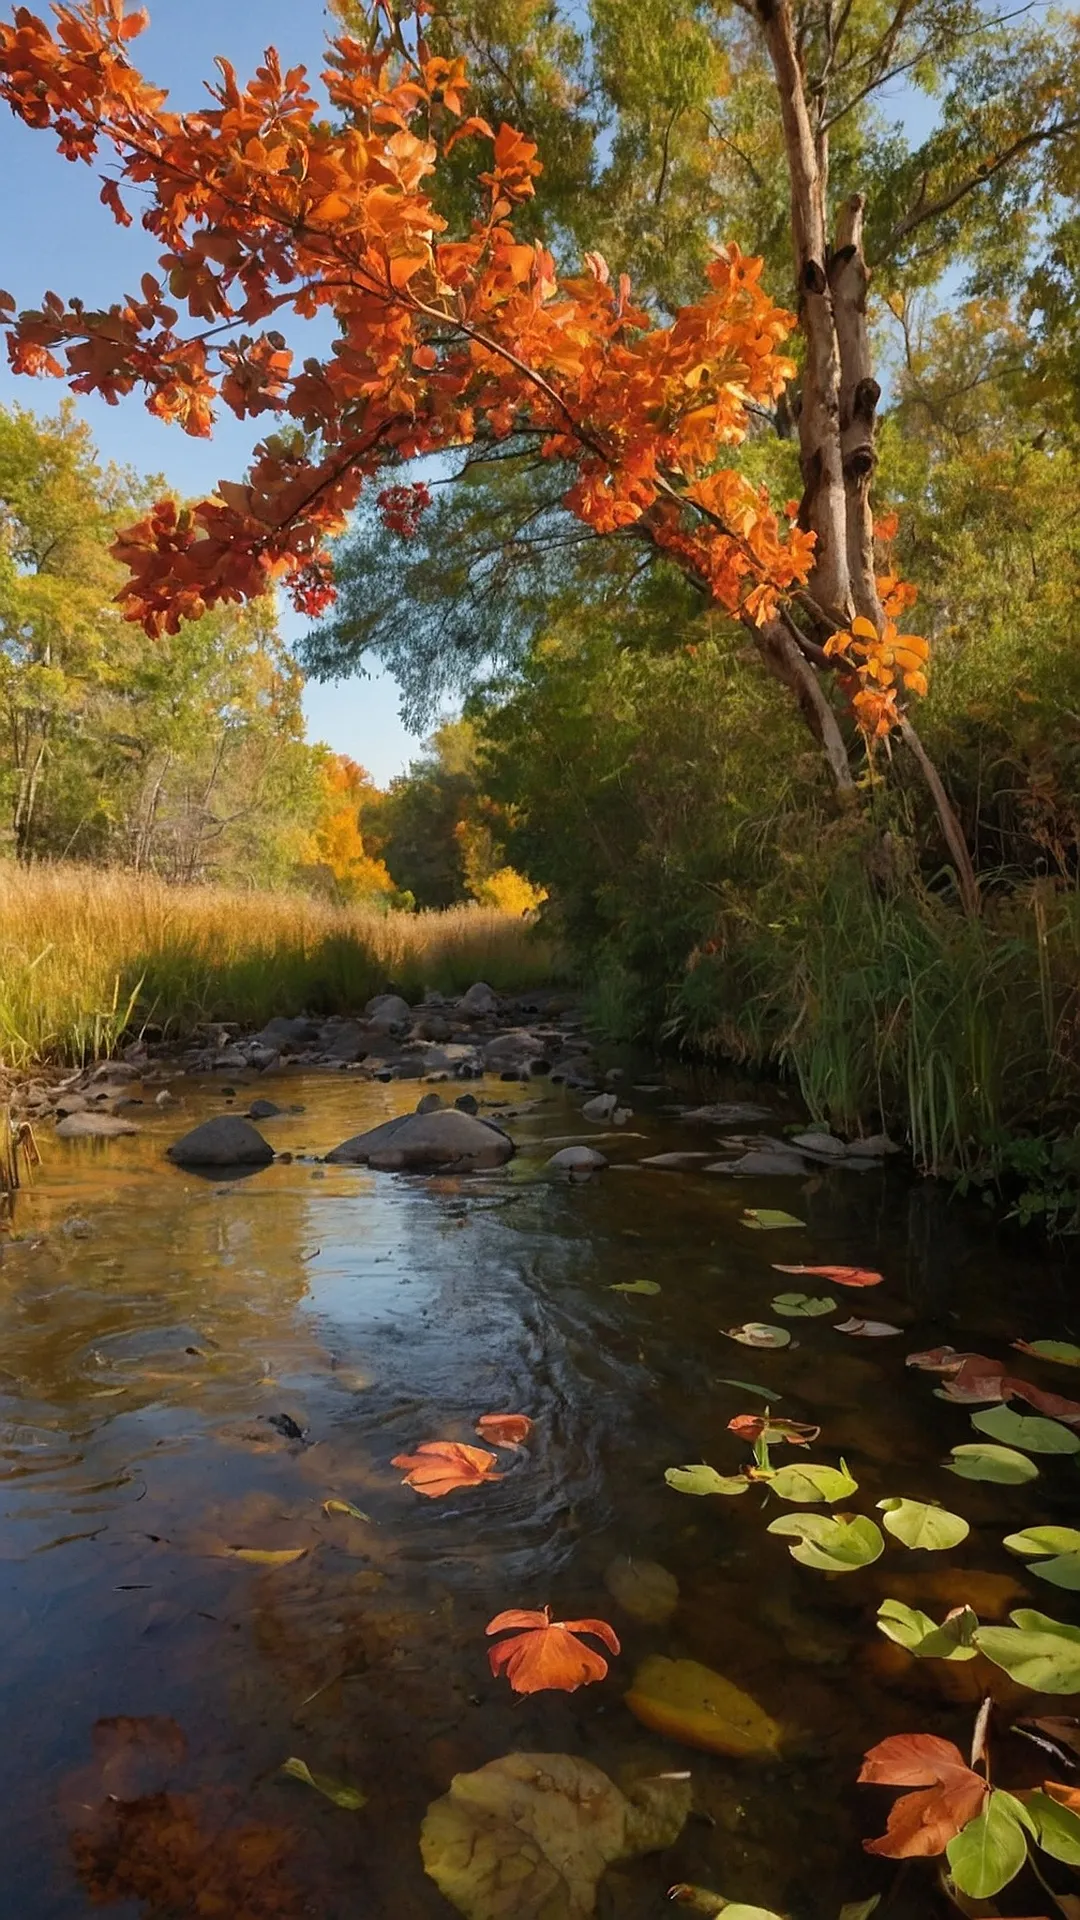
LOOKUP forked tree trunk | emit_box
[750,0,980,916]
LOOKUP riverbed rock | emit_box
[679,1102,772,1126]
[55,1111,139,1139]
[582,1092,619,1122]
[167,1116,275,1168]
[415,1092,444,1115]
[54,1092,89,1117]
[482,1030,547,1076]
[791,1131,848,1158]
[456,981,500,1018]
[248,1098,283,1120]
[547,1145,607,1173]
[244,1043,281,1072]
[364,993,413,1032]
[251,1015,321,1052]
[327,1108,513,1171]
[455,1093,480,1115]
[707,1149,810,1176]
[638,1151,712,1170]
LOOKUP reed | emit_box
[0,863,561,1069]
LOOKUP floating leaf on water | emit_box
[944,1442,1039,1484]
[280,1756,366,1810]
[767,1459,858,1504]
[475,1413,533,1447]
[1005,1376,1080,1424]
[724,1323,792,1349]
[877,1498,970,1552]
[486,1607,620,1694]
[1021,1787,1080,1865]
[767,1512,884,1572]
[665,1463,750,1497]
[1013,1339,1080,1369]
[728,1415,819,1447]
[838,1901,881,1920]
[859,1732,989,1860]
[771,1293,836,1317]
[945,1789,1031,1899]
[391,1441,503,1498]
[834,1317,902,1338]
[609,1279,661,1295]
[624,1654,783,1757]
[741,1210,805,1230]
[875,1598,978,1661]
[420,1751,691,1920]
[322,1499,371,1521]
[227,1546,308,1566]
[603,1555,679,1624]
[669,1901,784,1920]
[970,1403,1080,1455]
[716,1379,781,1400]
[974,1609,1080,1693]
[1004,1525,1080,1557]
[773,1263,883,1288]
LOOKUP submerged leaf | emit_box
[475,1413,534,1447]
[767,1459,858,1504]
[609,1279,661,1295]
[665,1463,750,1497]
[280,1756,366,1810]
[974,1608,1080,1692]
[392,1441,503,1497]
[770,1293,836,1317]
[970,1403,1080,1455]
[741,1210,805,1230]
[877,1498,970,1551]
[724,1323,792,1349]
[773,1263,883,1287]
[603,1555,679,1624]
[486,1607,619,1694]
[420,1751,691,1920]
[767,1512,884,1572]
[322,1499,370,1521]
[875,1598,978,1661]
[945,1442,1039,1484]
[945,1789,1030,1898]
[624,1654,782,1757]
[227,1546,307,1565]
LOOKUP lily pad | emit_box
[945,1442,1039,1484]
[724,1323,792,1349]
[1013,1339,1080,1368]
[665,1463,749,1497]
[280,1756,366,1810]
[767,1460,858,1504]
[766,1511,884,1572]
[877,1498,970,1551]
[419,1751,692,1920]
[945,1789,1030,1899]
[1021,1787,1080,1864]
[970,1403,1080,1455]
[624,1654,782,1757]
[741,1209,805,1230]
[603,1555,679,1624]
[609,1279,661,1296]
[875,1598,978,1660]
[771,1293,837,1317]
[1002,1528,1080,1589]
[974,1608,1080,1693]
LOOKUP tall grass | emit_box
[0,863,563,1069]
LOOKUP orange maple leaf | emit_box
[485,1607,620,1694]
[391,1441,502,1497]
[859,1733,989,1858]
[772,1264,884,1288]
[475,1412,533,1447]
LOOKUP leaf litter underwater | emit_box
[0,1069,1077,1918]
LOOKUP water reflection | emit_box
[0,1068,1072,1917]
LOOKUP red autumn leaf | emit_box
[1003,1378,1080,1426]
[475,1412,533,1447]
[937,1356,1009,1402]
[728,1414,820,1447]
[391,1440,503,1497]
[859,1734,989,1859]
[906,1346,992,1372]
[485,1607,620,1693]
[772,1264,883,1288]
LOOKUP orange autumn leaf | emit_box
[727,1414,820,1447]
[391,1441,503,1497]
[475,1412,533,1447]
[1045,1780,1080,1813]
[859,1733,989,1858]
[486,1607,620,1693]
[773,1264,884,1288]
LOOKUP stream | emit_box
[0,1062,1076,1919]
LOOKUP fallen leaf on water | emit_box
[773,1263,883,1287]
[609,1279,661,1295]
[420,1751,691,1920]
[475,1413,533,1447]
[771,1292,836,1317]
[665,1463,751,1496]
[906,1346,985,1372]
[279,1757,366,1810]
[322,1499,371,1521]
[835,1318,902,1337]
[877,1498,971,1551]
[1043,1779,1080,1814]
[1005,1377,1080,1425]
[741,1209,805,1230]
[486,1607,619,1694]
[227,1547,308,1566]
[717,1378,781,1400]
[1013,1339,1080,1369]
[603,1555,679,1624]
[858,1732,989,1858]
[970,1404,1080,1455]
[728,1414,820,1447]
[392,1441,503,1497]
[724,1323,792,1349]
[945,1441,1039,1484]
[625,1653,782,1757]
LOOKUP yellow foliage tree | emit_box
[302,754,396,902]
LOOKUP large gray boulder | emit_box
[456,981,500,1018]
[56,1111,139,1139]
[364,993,412,1032]
[547,1145,607,1172]
[167,1116,275,1168]
[251,1015,320,1052]
[482,1029,547,1075]
[326,1107,513,1171]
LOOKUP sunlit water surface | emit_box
[0,1066,1074,1918]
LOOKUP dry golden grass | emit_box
[0,863,562,1068]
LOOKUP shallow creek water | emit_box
[0,1065,1076,1919]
